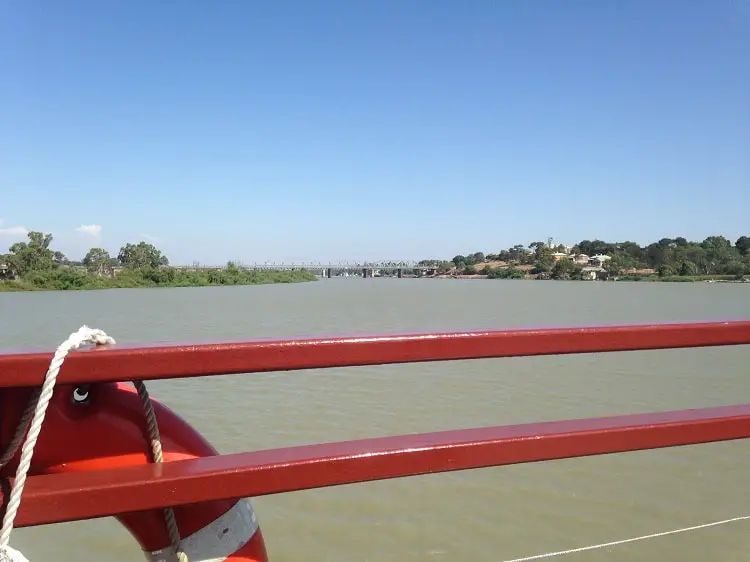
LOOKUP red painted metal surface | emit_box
[1,320,749,387]
[13,403,750,528]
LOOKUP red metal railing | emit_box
[0,320,749,528]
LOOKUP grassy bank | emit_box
[0,266,317,292]
[615,274,740,282]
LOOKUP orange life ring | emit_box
[0,382,269,561]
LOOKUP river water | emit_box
[1,279,749,561]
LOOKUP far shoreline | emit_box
[426,273,746,283]
[2,232,748,291]
[0,268,318,293]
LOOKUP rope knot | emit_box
[62,325,116,350]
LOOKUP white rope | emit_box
[0,326,187,562]
[499,514,750,562]
[0,326,115,550]
[0,391,40,471]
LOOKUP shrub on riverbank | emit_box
[0,266,317,292]
[485,266,526,279]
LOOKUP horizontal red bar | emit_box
[1,321,749,387]
[15,404,750,527]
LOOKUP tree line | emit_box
[0,232,316,291]
[418,235,750,281]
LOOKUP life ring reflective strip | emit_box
[144,499,265,562]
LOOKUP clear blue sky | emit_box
[1,0,747,264]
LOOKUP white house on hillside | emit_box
[590,254,611,267]
[581,266,606,280]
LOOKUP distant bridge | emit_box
[172,261,440,278]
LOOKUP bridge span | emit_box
[173,262,440,278]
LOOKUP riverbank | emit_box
[431,272,745,282]
[439,236,750,282]
[426,260,745,283]
[0,267,317,292]
[614,274,744,282]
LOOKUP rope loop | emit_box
[0,326,187,562]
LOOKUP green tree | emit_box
[83,248,117,277]
[678,260,699,276]
[736,236,750,256]
[487,266,525,279]
[551,258,577,280]
[437,260,453,273]
[618,241,645,264]
[118,242,169,269]
[644,243,669,268]
[603,255,627,277]
[724,261,746,278]
[577,239,615,257]
[532,245,555,273]
[658,264,674,277]
[506,245,528,263]
[4,231,56,275]
[690,236,739,274]
[701,235,731,250]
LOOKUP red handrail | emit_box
[1,320,748,386]
[0,320,748,528]
[13,403,750,528]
